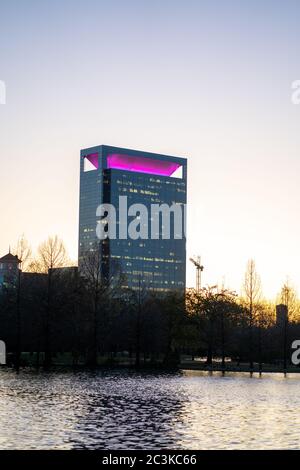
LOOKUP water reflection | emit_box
[0,368,299,449]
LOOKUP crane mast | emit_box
[189,256,204,292]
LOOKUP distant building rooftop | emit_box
[0,253,21,264]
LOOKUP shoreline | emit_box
[1,361,300,375]
[180,362,300,374]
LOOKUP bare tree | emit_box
[186,286,240,368]
[81,241,123,366]
[26,236,68,274]
[26,259,47,274]
[243,259,262,371]
[11,236,32,370]
[32,236,69,367]
[37,236,68,272]
[255,300,275,373]
[12,235,32,271]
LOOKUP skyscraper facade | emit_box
[78,145,187,292]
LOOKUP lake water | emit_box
[0,368,299,449]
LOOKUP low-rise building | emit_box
[0,253,21,290]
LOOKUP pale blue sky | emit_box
[1,0,300,297]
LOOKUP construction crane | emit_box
[189,256,204,292]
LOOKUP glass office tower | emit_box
[78,145,187,292]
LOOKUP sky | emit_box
[1,0,300,298]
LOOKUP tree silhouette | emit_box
[243,259,261,370]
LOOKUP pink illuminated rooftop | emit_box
[107,153,182,177]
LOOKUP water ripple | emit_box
[0,368,299,449]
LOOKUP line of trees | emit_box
[1,236,300,370]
